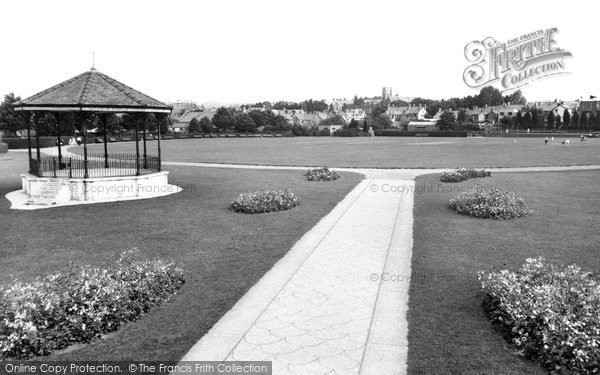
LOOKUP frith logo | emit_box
[463,28,572,92]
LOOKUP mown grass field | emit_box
[408,170,600,374]
[71,136,600,168]
[0,152,363,360]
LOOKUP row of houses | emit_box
[168,99,600,133]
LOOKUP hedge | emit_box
[3,137,74,149]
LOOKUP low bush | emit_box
[230,188,300,214]
[449,188,532,219]
[304,167,340,181]
[0,249,184,359]
[440,168,491,182]
[479,258,600,374]
[0,143,7,154]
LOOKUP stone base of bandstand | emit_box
[7,171,181,210]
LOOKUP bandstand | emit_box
[11,68,177,207]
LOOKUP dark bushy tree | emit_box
[233,113,256,133]
[571,111,580,130]
[563,110,571,129]
[0,93,24,136]
[199,117,213,133]
[188,117,201,133]
[212,107,234,131]
[547,111,555,130]
[438,111,456,130]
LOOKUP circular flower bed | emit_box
[449,188,532,219]
[230,188,300,214]
[304,167,340,181]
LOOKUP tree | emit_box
[247,110,268,127]
[588,113,597,132]
[563,110,571,129]
[199,117,213,133]
[515,111,523,129]
[301,99,328,113]
[348,119,358,129]
[507,90,527,105]
[160,116,170,134]
[571,111,580,131]
[269,115,290,131]
[212,107,234,131]
[363,120,369,132]
[437,111,456,130]
[233,113,256,133]
[457,109,467,123]
[555,114,561,129]
[477,86,504,107]
[371,115,392,129]
[188,117,201,133]
[547,111,555,130]
[523,112,532,128]
[144,113,158,132]
[581,112,589,131]
[0,93,25,136]
[594,112,600,131]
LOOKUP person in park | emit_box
[545,137,548,145]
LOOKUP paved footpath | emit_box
[179,176,415,375]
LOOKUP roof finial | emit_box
[91,51,96,71]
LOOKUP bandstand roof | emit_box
[13,69,171,113]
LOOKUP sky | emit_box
[1,0,598,105]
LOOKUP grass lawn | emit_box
[0,152,363,360]
[70,137,600,168]
[407,171,600,374]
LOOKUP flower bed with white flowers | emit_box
[479,258,600,374]
[230,188,300,214]
[449,188,532,219]
[440,168,491,183]
[304,167,340,181]
[0,249,184,359]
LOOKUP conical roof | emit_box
[14,69,171,113]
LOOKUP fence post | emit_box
[53,157,57,178]
[69,158,72,178]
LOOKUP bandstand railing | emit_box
[29,154,160,178]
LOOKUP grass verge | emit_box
[0,153,363,360]
[407,171,600,374]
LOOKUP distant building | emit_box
[387,105,427,128]
[167,100,200,120]
[579,100,600,116]
[292,112,328,127]
[170,109,217,133]
[318,124,343,135]
[382,87,392,101]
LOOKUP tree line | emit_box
[0,93,169,137]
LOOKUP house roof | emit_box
[13,69,171,113]
[178,110,217,123]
